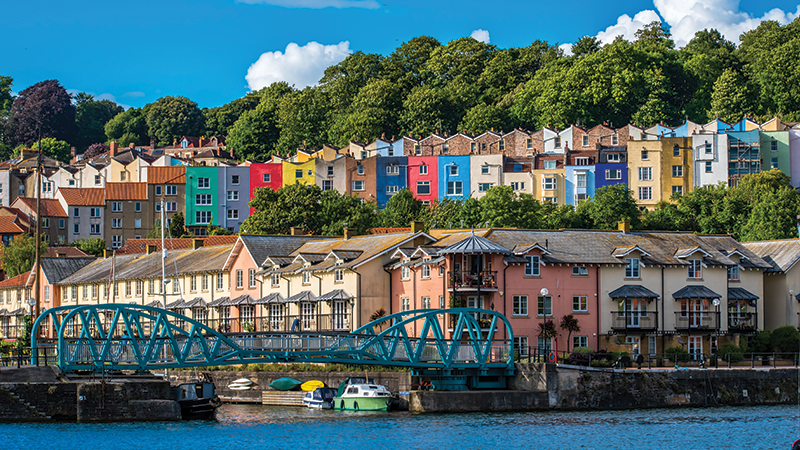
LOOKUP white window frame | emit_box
[512,295,528,316]
[524,255,540,276]
[198,177,210,189]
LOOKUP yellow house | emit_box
[531,154,566,205]
[627,139,663,209]
[106,156,148,183]
[282,160,316,187]
[660,137,693,200]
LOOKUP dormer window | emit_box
[688,259,702,279]
[625,258,640,278]
[524,256,540,276]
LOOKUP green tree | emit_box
[0,234,48,278]
[15,137,71,162]
[381,188,423,228]
[203,89,264,137]
[479,185,518,228]
[0,76,12,122]
[770,326,800,353]
[243,183,323,235]
[682,29,739,121]
[423,198,463,230]
[74,93,123,151]
[169,212,188,238]
[70,237,106,257]
[319,51,383,113]
[328,79,402,146]
[459,197,483,228]
[380,36,441,94]
[319,189,378,236]
[275,88,331,156]
[560,314,581,351]
[145,96,204,146]
[580,184,641,230]
[105,107,149,146]
[458,103,509,135]
[399,85,455,136]
[571,36,601,57]
[227,82,293,161]
[709,68,756,123]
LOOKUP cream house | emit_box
[743,239,800,330]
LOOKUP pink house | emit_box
[249,162,284,214]
[407,156,439,204]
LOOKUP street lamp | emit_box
[540,287,549,358]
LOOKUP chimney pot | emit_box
[410,221,425,233]
[290,227,305,236]
[343,228,353,240]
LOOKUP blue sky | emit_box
[5,0,799,109]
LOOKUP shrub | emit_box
[572,346,594,354]
[749,330,772,353]
[665,345,690,362]
[716,343,744,362]
[771,326,800,353]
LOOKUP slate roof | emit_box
[742,239,800,273]
[728,287,759,301]
[183,298,208,308]
[40,258,97,284]
[58,188,105,206]
[672,285,722,299]
[608,285,660,299]
[316,289,352,301]
[254,293,285,304]
[224,294,255,306]
[105,182,148,201]
[286,290,317,303]
[438,233,513,255]
[238,235,330,267]
[208,297,229,307]
[116,236,238,255]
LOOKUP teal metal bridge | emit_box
[31,305,515,389]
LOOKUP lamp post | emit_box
[540,287,549,359]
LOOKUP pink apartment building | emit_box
[407,156,439,204]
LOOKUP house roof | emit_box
[40,258,97,284]
[742,239,800,273]
[0,271,32,288]
[672,285,722,299]
[728,287,759,301]
[286,290,317,303]
[234,235,330,268]
[254,293,285,304]
[438,232,513,255]
[58,188,105,206]
[0,215,27,235]
[116,236,239,255]
[316,289,352,301]
[223,294,255,306]
[13,198,68,217]
[147,166,186,184]
[608,285,660,299]
[44,247,93,258]
[105,182,148,201]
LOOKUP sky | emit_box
[4,0,800,110]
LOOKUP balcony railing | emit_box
[728,312,757,333]
[675,311,719,332]
[448,271,498,290]
[610,312,659,332]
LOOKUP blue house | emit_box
[375,156,409,207]
[595,147,628,191]
[564,166,595,206]
[438,156,471,202]
[217,165,250,232]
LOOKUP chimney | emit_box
[229,147,234,159]
[618,220,630,234]
[56,252,66,258]
[199,137,204,148]
[343,228,353,240]
[192,238,204,250]
[70,147,76,158]
[146,244,157,254]
[110,141,118,157]
[290,227,305,236]
[103,248,110,258]
[410,221,425,233]
[150,139,155,149]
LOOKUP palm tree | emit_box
[537,319,557,354]
[560,314,581,351]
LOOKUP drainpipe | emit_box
[661,266,665,354]
[596,265,600,350]
[503,260,509,340]
[383,266,393,316]
[356,271,362,330]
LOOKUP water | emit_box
[1,404,798,450]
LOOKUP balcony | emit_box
[448,271,498,291]
[728,312,757,333]
[610,312,659,332]
[674,311,719,333]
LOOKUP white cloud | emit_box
[67,89,132,109]
[121,91,145,98]
[470,29,490,43]
[237,0,380,8]
[246,41,352,91]
[559,43,574,56]
[592,0,800,48]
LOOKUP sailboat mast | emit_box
[33,127,43,318]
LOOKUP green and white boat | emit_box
[333,378,394,411]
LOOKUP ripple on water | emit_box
[0,404,797,450]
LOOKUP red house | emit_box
[249,162,284,214]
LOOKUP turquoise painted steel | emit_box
[31,305,514,374]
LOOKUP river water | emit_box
[2,404,798,450]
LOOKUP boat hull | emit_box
[179,396,222,420]
[333,396,392,411]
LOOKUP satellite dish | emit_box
[712,298,720,307]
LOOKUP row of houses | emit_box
[1,225,798,359]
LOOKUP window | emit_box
[573,336,588,349]
[90,207,100,218]
[419,164,428,175]
[638,167,652,181]
[231,175,240,185]
[90,224,100,234]
[607,153,620,162]
[576,173,587,188]
[421,260,431,278]
[414,144,421,156]
[334,269,344,282]
[572,266,588,276]
[471,142,477,152]
[133,202,141,212]
[575,193,588,203]
[625,258,640,278]
[155,186,162,196]
[112,235,122,248]
[352,180,364,191]
[448,165,458,176]
[673,144,680,156]
[91,284,98,299]
[688,259,702,278]
[120,172,127,181]
[705,142,712,154]
[401,266,410,280]
[357,165,364,175]
[582,135,589,147]
[217,273,224,290]
[188,274,196,292]
[196,211,212,224]
[112,218,122,228]
[575,157,589,166]
[326,166,334,177]
[611,134,619,145]
[94,175,102,185]
[307,169,312,177]
[416,181,430,195]
[71,285,77,299]
[149,279,155,294]
[542,177,556,190]
[525,255,540,276]
[422,296,431,309]
[235,269,243,289]
[705,161,712,173]
[156,202,162,213]
[638,186,652,201]
[386,185,399,195]
[537,295,552,316]
[71,223,79,234]
[198,177,210,188]
[771,140,778,152]
[166,202,177,212]
[227,209,239,220]
[544,160,556,170]
[173,277,179,294]
[527,138,533,149]
[401,297,410,312]
[263,173,271,183]
[605,169,622,180]
[771,157,779,169]
[73,207,79,217]
[322,180,332,191]
[196,194,212,205]
[42,218,50,228]
[672,186,683,196]
[227,191,239,201]
[481,165,489,175]
[271,273,280,286]
[166,185,177,195]
[135,279,143,296]
[446,181,463,196]
[82,285,88,299]
[510,181,525,191]
[19,185,24,195]
[515,336,529,356]
[134,218,141,229]
[513,295,528,316]
[498,140,505,151]
[248,269,256,288]
[728,265,739,281]
[385,165,399,176]
[553,137,561,148]
[295,169,303,179]
[302,271,310,284]
[641,150,649,160]
[68,179,75,186]
[478,183,493,192]
[672,165,683,177]
[112,202,122,212]
[573,295,588,312]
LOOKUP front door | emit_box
[688,336,703,360]
[333,300,348,331]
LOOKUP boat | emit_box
[270,377,303,391]
[171,375,222,420]
[333,378,395,411]
[228,378,255,390]
[301,380,325,391]
[302,387,338,409]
